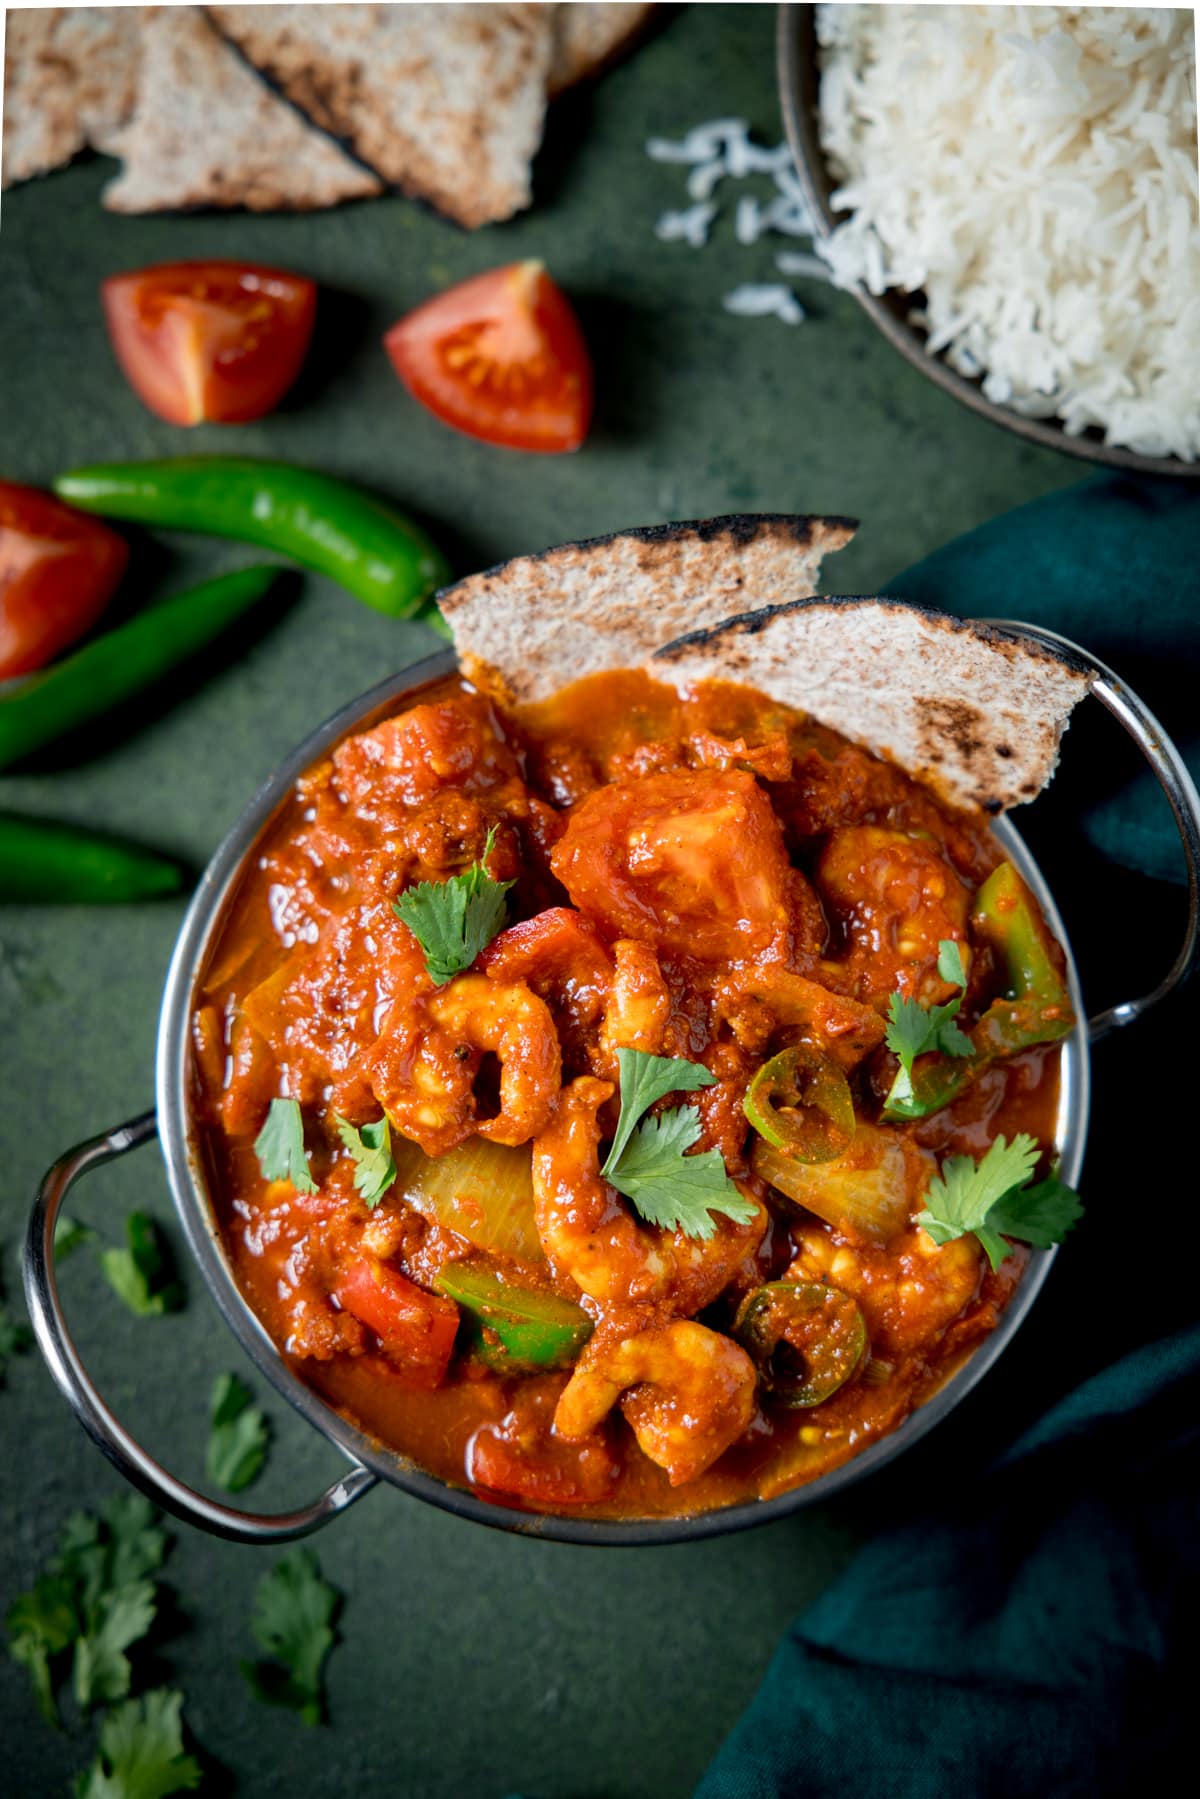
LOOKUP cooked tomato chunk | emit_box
[550,769,799,961]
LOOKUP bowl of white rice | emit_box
[778,4,1199,475]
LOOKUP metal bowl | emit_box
[777,4,1199,481]
[25,620,1200,1545]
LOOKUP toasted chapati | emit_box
[205,3,555,228]
[548,3,655,96]
[438,516,857,704]
[655,598,1092,813]
[440,519,1091,813]
[102,8,381,213]
[2,6,140,188]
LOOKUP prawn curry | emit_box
[192,534,1088,1520]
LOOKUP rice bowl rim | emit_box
[776,4,1200,482]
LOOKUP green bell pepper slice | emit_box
[886,861,1074,1119]
[434,1264,592,1373]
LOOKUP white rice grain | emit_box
[816,5,1200,459]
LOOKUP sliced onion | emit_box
[752,1123,912,1246]
[392,1136,544,1264]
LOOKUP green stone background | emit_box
[0,5,1153,1793]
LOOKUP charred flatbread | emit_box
[438,515,857,704]
[438,518,1092,813]
[2,6,140,188]
[102,8,381,213]
[205,3,555,228]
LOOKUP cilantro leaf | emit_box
[335,1115,397,1210]
[883,938,975,1115]
[393,824,513,985]
[254,1097,317,1195]
[600,1048,755,1241]
[100,1215,184,1319]
[937,938,968,987]
[7,1573,77,1725]
[917,1133,1082,1271]
[988,1176,1085,1251]
[242,1549,338,1727]
[7,1495,167,1726]
[73,1584,157,1711]
[601,1048,717,1177]
[74,1688,202,1799]
[206,1373,270,1494]
[55,1215,96,1262]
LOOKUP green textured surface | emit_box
[0,6,1096,1794]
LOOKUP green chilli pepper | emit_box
[434,1263,592,1372]
[0,564,282,771]
[743,1045,856,1163]
[55,458,450,621]
[896,861,1075,1118]
[0,812,184,903]
[732,1281,867,1408]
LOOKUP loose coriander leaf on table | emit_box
[100,1214,184,1318]
[393,823,513,984]
[207,1372,270,1493]
[243,1549,338,1727]
[7,1573,78,1726]
[601,1047,717,1176]
[254,1096,317,1194]
[74,1687,202,1799]
[335,1114,396,1209]
[73,1583,157,1711]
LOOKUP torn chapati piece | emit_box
[437,515,858,706]
[438,517,1092,813]
[205,2,556,228]
[548,2,656,95]
[101,7,382,213]
[2,6,140,187]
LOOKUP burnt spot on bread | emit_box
[916,696,988,768]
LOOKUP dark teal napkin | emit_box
[695,1323,1199,1799]
[692,475,1199,1799]
[890,475,1200,885]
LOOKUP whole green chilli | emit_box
[55,457,451,621]
[0,563,282,770]
[0,813,183,903]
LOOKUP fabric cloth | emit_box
[695,475,1199,1799]
[890,474,1200,885]
[695,1324,1199,1799]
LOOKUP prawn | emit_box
[817,825,970,1005]
[531,1076,765,1310]
[369,975,561,1158]
[555,1319,758,1486]
[790,1220,981,1359]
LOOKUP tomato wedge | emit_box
[384,261,593,452]
[101,260,317,426]
[0,483,127,680]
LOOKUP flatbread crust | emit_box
[102,8,381,213]
[205,3,555,227]
[440,519,1092,813]
[2,6,140,188]
[657,598,1092,814]
[438,515,858,705]
[548,3,655,96]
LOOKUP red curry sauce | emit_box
[191,670,1063,1519]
